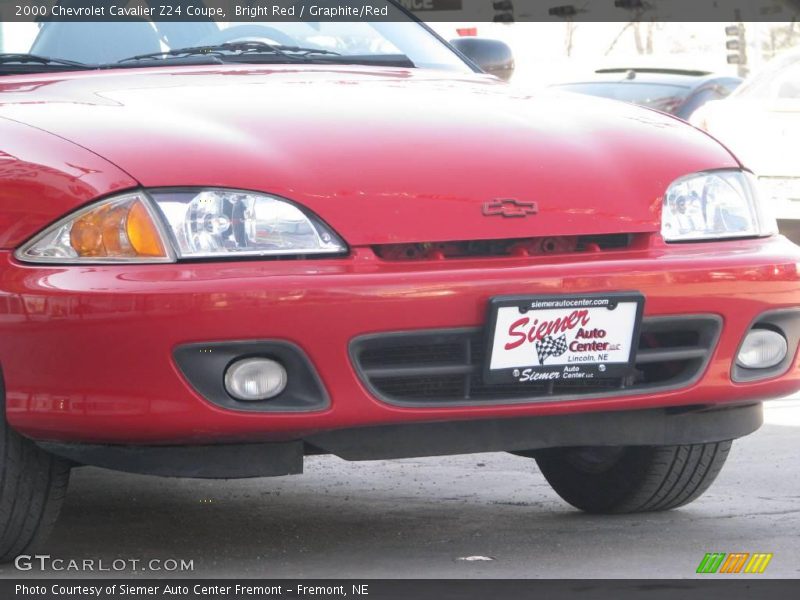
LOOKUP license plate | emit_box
[484,293,644,385]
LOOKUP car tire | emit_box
[533,442,732,514]
[1,388,71,562]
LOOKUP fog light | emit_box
[224,358,288,401]
[736,329,788,369]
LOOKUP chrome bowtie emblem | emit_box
[482,199,539,218]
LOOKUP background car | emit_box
[691,49,800,241]
[551,67,741,120]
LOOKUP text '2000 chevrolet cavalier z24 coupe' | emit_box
[1,8,800,559]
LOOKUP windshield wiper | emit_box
[0,53,93,70]
[117,42,415,69]
[117,41,341,64]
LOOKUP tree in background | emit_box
[565,21,577,56]
[604,21,658,56]
[765,21,800,58]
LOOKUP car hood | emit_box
[0,65,738,245]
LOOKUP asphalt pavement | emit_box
[2,399,798,579]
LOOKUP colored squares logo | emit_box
[697,552,773,574]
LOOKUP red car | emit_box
[1,12,799,560]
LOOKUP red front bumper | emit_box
[1,235,799,445]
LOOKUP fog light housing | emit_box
[736,329,788,370]
[224,358,288,401]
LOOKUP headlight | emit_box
[661,170,778,242]
[150,189,346,259]
[16,189,347,263]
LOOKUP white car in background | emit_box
[692,49,800,231]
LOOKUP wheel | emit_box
[533,442,732,514]
[1,384,71,562]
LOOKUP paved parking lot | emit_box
[2,399,798,579]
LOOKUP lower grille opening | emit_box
[352,315,721,406]
[372,233,639,261]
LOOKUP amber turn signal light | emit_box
[16,192,174,264]
[69,197,167,259]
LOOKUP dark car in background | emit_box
[551,68,742,120]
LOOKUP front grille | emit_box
[372,233,638,261]
[351,316,721,406]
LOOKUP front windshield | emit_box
[0,1,471,73]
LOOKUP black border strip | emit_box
[1,0,800,22]
[2,578,797,599]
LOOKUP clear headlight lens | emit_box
[16,192,173,263]
[16,189,347,263]
[661,170,778,242]
[150,189,346,258]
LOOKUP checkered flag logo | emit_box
[535,334,568,365]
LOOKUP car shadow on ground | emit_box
[2,423,796,579]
